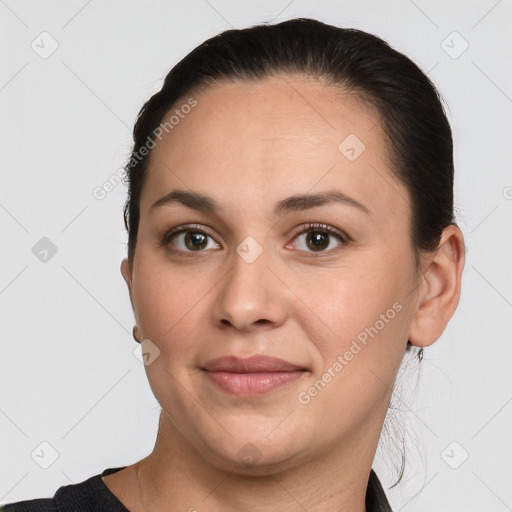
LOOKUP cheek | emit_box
[300,252,411,377]
[131,258,205,353]
[294,266,411,429]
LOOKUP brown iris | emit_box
[185,232,208,251]
[306,231,329,251]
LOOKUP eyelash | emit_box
[289,223,349,255]
[160,222,350,256]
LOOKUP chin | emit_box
[212,447,303,477]
[197,429,308,476]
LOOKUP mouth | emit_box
[200,355,308,397]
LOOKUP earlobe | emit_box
[408,224,465,348]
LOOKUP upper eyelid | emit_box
[167,223,214,236]
[166,223,344,236]
[290,223,348,241]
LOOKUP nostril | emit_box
[220,318,270,327]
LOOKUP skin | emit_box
[104,75,465,511]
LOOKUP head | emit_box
[121,18,464,477]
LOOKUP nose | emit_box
[212,242,289,332]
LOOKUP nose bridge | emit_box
[212,235,288,331]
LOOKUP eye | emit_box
[163,224,221,253]
[288,223,348,254]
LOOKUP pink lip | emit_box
[201,355,307,397]
[201,355,305,373]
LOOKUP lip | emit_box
[201,355,305,373]
[201,355,307,397]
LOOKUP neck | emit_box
[131,410,382,512]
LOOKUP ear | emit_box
[408,224,465,347]
[121,258,134,306]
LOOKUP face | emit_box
[122,76,422,474]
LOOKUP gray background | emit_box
[1,1,511,510]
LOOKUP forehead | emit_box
[141,76,409,224]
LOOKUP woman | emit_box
[2,17,465,512]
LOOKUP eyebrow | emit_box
[151,188,371,217]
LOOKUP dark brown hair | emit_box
[123,17,455,265]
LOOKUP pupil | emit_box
[185,232,207,250]
[307,232,328,251]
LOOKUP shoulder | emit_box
[2,466,390,511]
[0,467,128,512]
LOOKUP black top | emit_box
[0,467,392,511]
